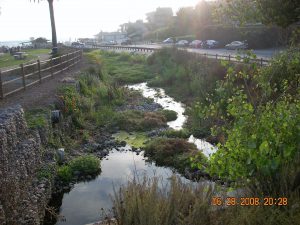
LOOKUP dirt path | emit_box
[0,56,89,110]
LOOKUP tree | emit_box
[257,0,300,28]
[31,0,58,54]
[216,0,300,28]
[175,7,195,35]
[146,7,173,31]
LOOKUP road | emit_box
[128,44,284,59]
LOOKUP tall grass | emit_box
[113,176,214,225]
[112,175,300,225]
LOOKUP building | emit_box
[94,31,127,43]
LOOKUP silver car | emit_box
[225,41,248,50]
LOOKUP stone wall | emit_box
[0,105,52,225]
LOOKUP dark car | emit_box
[120,38,132,45]
[202,40,219,49]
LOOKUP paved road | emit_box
[128,44,284,59]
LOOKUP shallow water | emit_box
[53,83,217,225]
[128,82,217,157]
[54,148,190,225]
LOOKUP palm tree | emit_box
[31,0,58,54]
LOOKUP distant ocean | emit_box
[0,40,29,47]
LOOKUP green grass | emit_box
[87,50,154,84]
[113,131,148,148]
[112,174,300,225]
[25,108,49,129]
[57,155,101,182]
[116,110,167,132]
[0,48,50,68]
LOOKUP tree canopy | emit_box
[216,0,300,28]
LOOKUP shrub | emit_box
[116,110,167,132]
[69,155,100,175]
[159,109,178,121]
[57,165,73,182]
[144,138,205,172]
[161,128,191,139]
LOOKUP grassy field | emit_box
[0,48,50,69]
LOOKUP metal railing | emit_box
[0,50,82,99]
[92,45,270,66]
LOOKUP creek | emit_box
[128,82,217,157]
[49,82,216,225]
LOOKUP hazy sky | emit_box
[0,0,200,42]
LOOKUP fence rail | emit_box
[93,45,270,66]
[0,50,82,99]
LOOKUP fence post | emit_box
[60,55,63,71]
[65,53,69,70]
[21,64,26,90]
[260,58,263,67]
[37,60,42,83]
[50,57,53,77]
[229,55,231,62]
[0,70,3,99]
[216,54,218,60]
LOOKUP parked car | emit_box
[202,40,219,49]
[189,40,202,48]
[162,37,174,44]
[120,38,132,45]
[225,41,248,50]
[71,42,84,48]
[176,40,189,47]
[108,40,117,45]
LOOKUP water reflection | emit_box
[127,82,217,157]
[54,83,218,225]
[56,149,185,225]
[128,82,186,130]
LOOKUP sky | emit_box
[0,0,201,42]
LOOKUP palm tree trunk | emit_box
[48,0,58,54]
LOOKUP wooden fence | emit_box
[0,50,82,99]
[93,45,270,66]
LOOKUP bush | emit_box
[69,155,101,175]
[159,109,178,121]
[57,165,73,182]
[161,128,191,139]
[116,110,167,132]
[144,138,204,172]
[57,155,101,182]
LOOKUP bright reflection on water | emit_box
[56,148,189,225]
[55,83,217,225]
[128,82,186,130]
[128,82,217,157]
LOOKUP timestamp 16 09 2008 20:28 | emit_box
[211,197,288,206]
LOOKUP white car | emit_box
[162,38,174,44]
[225,41,248,50]
[176,40,189,47]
